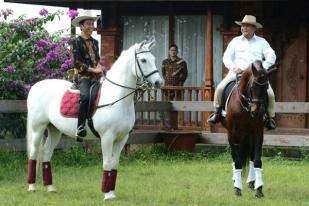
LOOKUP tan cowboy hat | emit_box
[235,15,263,29]
[71,10,99,27]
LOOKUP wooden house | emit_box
[5,0,309,129]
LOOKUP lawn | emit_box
[0,145,309,206]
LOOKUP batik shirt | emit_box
[70,35,100,80]
[162,57,188,86]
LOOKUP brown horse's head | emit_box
[239,60,277,118]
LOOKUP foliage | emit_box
[0,8,73,100]
[0,8,75,139]
[0,113,26,139]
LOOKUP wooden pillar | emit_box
[69,7,77,37]
[99,29,120,67]
[203,8,214,130]
[169,15,175,45]
[97,4,121,67]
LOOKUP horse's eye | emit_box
[141,58,146,63]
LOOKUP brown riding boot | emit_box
[207,108,221,125]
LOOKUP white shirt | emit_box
[223,34,276,77]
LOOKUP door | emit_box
[276,26,308,128]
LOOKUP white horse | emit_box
[26,40,163,200]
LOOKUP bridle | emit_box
[236,72,269,115]
[97,49,159,108]
[134,50,160,84]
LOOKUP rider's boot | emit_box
[265,116,276,130]
[76,101,87,142]
[76,125,87,142]
[207,107,221,125]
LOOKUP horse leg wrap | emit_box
[247,161,256,183]
[102,170,112,193]
[27,160,36,184]
[233,169,242,190]
[42,162,53,186]
[254,168,263,189]
[232,162,236,181]
[110,170,118,191]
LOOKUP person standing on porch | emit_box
[207,15,277,130]
[161,44,188,100]
[70,10,104,141]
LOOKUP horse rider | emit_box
[207,15,277,130]
[70,10,104,141]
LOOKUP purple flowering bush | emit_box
[0,8,73,100]
[0,8,76,138]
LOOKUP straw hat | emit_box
[71,10,98,27]
[235,15,263,29]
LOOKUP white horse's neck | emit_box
[108,49,136,88]
[99,46,137,105]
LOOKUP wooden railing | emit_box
[1,100,309,149]
[134,86,206,130]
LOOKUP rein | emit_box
[97,50,159,109]
[235,73,268,113]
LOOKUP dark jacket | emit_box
[70,36,100,80]
[162,57,188,86]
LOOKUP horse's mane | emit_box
[106,43,151,76]
[239,69,252,93]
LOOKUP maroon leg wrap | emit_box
[101,170,111,193]
[42,162,53,186]
[110,170,117,191]
[27,160,36,184]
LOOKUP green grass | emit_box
[1,145,309,206]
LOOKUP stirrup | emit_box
[75,125,87,140]
[70,82,78,90]
[207,113,220,124]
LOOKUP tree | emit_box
[0,8,76,139]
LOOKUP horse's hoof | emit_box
[76,136,84,142]
[28,184,36,192]
[248,181,255,191]
[104,191,116,201]
[46,185,57,193]
[255,186,264,198]
[234,187,242,196]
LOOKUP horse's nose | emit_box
[154,80,163,88]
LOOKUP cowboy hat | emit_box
[71,10,99,27]
[235,15,263,29]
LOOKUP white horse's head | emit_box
[132,39,163,89]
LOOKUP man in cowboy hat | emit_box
[207,15,277,130]
[70,10,104,141]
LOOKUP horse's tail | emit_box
[26,113,32,158]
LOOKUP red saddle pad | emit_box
[60,90,100,118]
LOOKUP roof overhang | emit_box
[3,0,244,8]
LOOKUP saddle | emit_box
[221,81,236,117]
[60,83,101,118]
[221,81,269,117]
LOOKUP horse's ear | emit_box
[266,64,278,76]
[145,39,156,50]
[138,40,147,49]
[251,63,259,76]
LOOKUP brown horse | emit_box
[220,60,277,198]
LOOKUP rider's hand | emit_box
[233,67,242,74]
[88,65,103,74]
